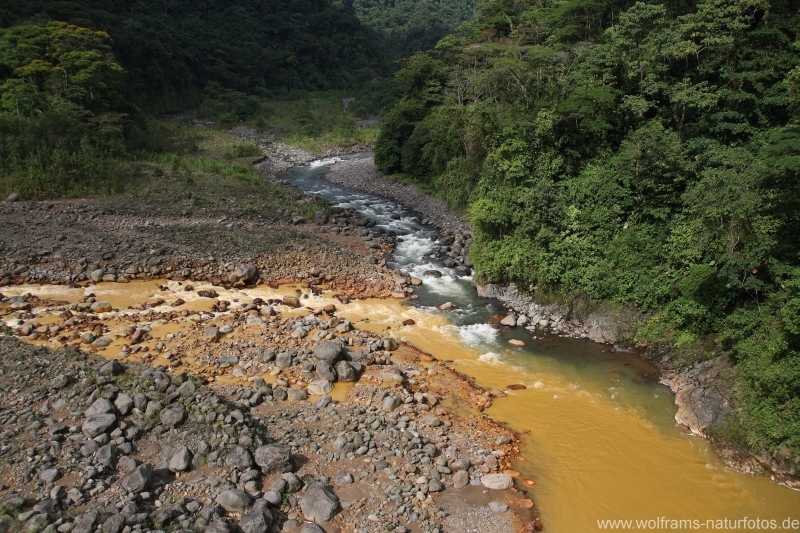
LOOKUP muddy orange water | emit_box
[4,281,800,531]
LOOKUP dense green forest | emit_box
[0,0,386,197]
[332,0,479,60]
[376,0,800,461]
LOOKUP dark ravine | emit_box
[316,154,800,490]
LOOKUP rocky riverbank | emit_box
[324,158,469,236]
[0,132,544,533]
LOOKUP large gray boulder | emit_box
[84,398,115,417]
[225,446,254,470]
[169,446,192,472]
[159,403,185,427]
[117,463,153,492]
[300,483,339,522]
[315,361,337,382]
[239,499,273,533]
[254,445,292,475]
[216,489,252,513]
[335,361,356,382]
[230,264,258,284]
[82,413,116,438]
[313,341,342,364]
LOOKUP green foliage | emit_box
[377,0,800,459]
[2,0,385,109]
[232,144,262,158]
[332,0,479,61]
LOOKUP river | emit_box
[282,154,800,532]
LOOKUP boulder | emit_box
[452,470,470,489]
[481,474,513,490]
[98,360,123,376]
[315,361,337,382]
[382,396,401,412]
[275,352,293,368]
[225,446,254,470]
[500,315,517,327]
[90,301,112,313]
[239,499,273,533]
[308,380,333,396]
[82,413,116,438]
[313,341,342,364]
[254,445,292,475]
[283,296,301,308]
[159,403,185,427]
[287,388,308,401]
[335,360,356,382]
[230,264,258,284]
[117,463,153,492]
[84,398,115,417]
[216,489,252,513]
[169,446,192,472]
[300,484,339,522]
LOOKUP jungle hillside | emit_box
[375,0,800,463]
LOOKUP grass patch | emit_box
[260,95,378,155]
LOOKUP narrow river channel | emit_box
[283,154,800,532]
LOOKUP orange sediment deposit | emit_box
[0,278,543,533]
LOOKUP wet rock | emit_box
[308,380,333,396]
[82,413,116,438]
[500,315,517,327]
[91,337,112,347]
[313,341,342,364]
[254,445,292,475]
[118,463,153,492]
[481,474,513,490]
[90,301,113,313]
[300,483,339,522]
[283,296,301,308]
[437,302,458,311]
